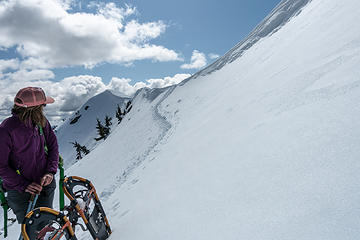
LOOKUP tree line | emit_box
[71,101,133,160]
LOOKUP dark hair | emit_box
[11,104,47,128]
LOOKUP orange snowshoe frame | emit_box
[21,176,111,240]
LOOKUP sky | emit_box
[0,0,281,123]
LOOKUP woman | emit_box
[0,87,59,224]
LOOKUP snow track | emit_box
[80,87,176,202]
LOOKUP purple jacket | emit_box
[0,114,59,192]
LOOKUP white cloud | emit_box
[107,77,142,97]
[58,0,75,10]
[48,75,107,112]
[181,50,207,69]
[4,69,55,82]
[145,74,191,88]
[0,58,19,72]
[208,53,220,59]
[98,3,136,26]
[0,0,181,69]
[123,20,166,43]
[0,75,105,121]
[20,57,52,70]
[108,73,191,97]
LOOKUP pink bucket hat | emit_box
[14,87,55,108]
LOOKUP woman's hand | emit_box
[40,173,53,187]
[25,182,42,195]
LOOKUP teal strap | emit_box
[38,125,48,154]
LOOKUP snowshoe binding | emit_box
[63,176,112,240]
[21,207,77,240]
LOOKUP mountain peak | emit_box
[182,0,312,84]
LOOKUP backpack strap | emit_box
[38,125,48,155]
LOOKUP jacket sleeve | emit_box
[44,121,59,175]
[0,127,30,192]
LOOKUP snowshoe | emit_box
[21,207,77,240]
[63,176,111,240]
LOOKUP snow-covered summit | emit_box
[185,0,312,82]
[56,90,130,167]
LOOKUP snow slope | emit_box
[55,90,130,167]
[71,0,360,239]
[5,0,360,239]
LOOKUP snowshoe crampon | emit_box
[21,207,77,240]
[63,176,111,240]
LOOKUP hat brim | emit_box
[44,96,55,104]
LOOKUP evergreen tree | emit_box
[103,116,111,138]
[71,141,83,160]
[105,115,112,128]
[125,101,133,114]
[95,118,107,141]
[80,145,90,155]
[71,141,90,160]
[116,104,123,124]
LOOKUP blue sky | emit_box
[0,0,281,121]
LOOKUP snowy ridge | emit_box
[98,0,359,239]
[183,0,311,82]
